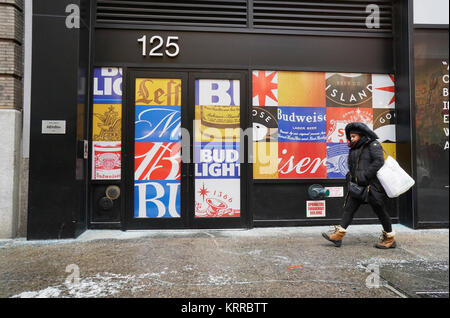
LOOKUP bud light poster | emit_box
[195,179,240,218]
[195,79,241,218]
[195,143,240,179]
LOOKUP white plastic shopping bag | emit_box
[377,156,415,198]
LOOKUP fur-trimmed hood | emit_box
[345,122,379,141]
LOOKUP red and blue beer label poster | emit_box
[372,74,395,109]
[134,78,182,219]
[92,67,123,181]
[93,68,123,104]
[252,106,278,142]
[373,108,396,143]
[252,71,395,180]
[92,142,122,180]
[194,143,240,179]
[134,181,181,218]
[253,71,278,106]
[135,105,181,143]
[326,107,373,143]
[195,179,240,218]
[278,142,327,179]
[326,143,349,179]
[135,142,181,181]
[278,107,327,142]
[326,73,372,108]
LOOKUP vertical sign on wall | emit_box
[414,28,449,223]
[134,78,182,218]
[194,79,241,218]
[92,68,123,180]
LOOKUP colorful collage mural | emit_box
[194,79,241,218]
[134,78,182,218]
[92,68,123,180]
[252,71,397,179]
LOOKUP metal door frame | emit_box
[123,69,250,230]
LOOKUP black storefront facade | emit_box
[27,0,449,240]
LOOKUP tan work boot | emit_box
[375,230,397,249]
[322,225,347,247]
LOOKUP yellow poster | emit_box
[92,104,122,141]
[136,78,181,106]
[195,105,240,142]
[253,142,278,179]
[382,143,396,160]
[278,71,326,107]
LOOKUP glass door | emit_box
[125,71,188,229]
[124,70,248,230]
[189,72,248,229]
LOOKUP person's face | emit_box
[350,133,361,143]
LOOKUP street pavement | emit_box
[0,224,448,298]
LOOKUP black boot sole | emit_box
[322,233,342,247]
[374,241,397,249]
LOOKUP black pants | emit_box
[340,196,393,233]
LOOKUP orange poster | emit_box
[278,72,326,107]
[253,142,279,179]
[136,78,182,106]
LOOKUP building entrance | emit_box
[123,70,249,230]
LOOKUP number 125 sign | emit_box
[137,35,180,58]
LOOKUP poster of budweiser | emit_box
[92,141,122,180]
[278,142,327,179]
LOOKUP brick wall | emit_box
[0,0,24,238]
[0,0,24,109]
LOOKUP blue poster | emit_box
[326,143,349,179]
[134,180,181,218]
[194,142,240,179]
[135,105,181,142]
[278,107,327,142]
[93,67,123,104]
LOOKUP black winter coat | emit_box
[345,123,387,206]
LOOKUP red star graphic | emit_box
[376,75,395,106]
[253,71,278,106]
[198,183,209,202]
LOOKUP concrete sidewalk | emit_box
[0,225,448,298]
